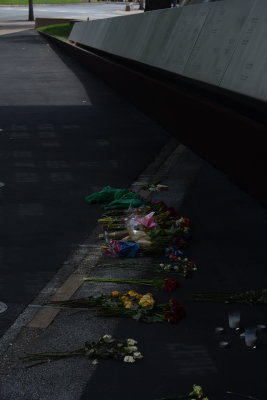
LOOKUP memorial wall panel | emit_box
[70,1,267,104]
[183,0,253,85]
[157,4,210,73]
[220,0,267,102]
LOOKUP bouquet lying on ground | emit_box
[99,257,197,278]
[48,290,185,324]
[193,289,267,305]
[84,276,179,292]
[101,239,187,258]
[100,209,191,247]
[157,384,209,400]
[89,187,192,257]
[85,186,146,210]
[156,384,259,400]
[20,334,143,368]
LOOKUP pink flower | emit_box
[103,240,121,255]
[135,212,157,230]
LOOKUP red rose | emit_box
[164,301,185,323]
[163,278,179,292]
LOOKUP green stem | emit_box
[193,291,235,295]
[99,264,187,277]
[84,277,159,287]
[226,391,260,400]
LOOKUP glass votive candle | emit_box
[244,327,257,348]
[215,327,225,334]
[228,310,241,330]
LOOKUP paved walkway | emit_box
[0,20,169,338]
[0,21,35,35]
[0,16,267,400]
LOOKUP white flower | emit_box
[159,263,164,267]
[133,351,143,359]
[126,345,138,352]
[102,334,113,343]
[174,266,179,271]
[92,359,98,365]
[148,186,159,192]
[123,355,135,363]
[127,338,137,346]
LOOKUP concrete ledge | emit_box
[35,18,82,29]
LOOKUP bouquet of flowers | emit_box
[101,239,188,259]
[84,276,179,292]
[99,257,197,278]
[85,186,146,210]
[132,181,168,192]
[157,384,208,400]
[48,290,185,324]
[193,289,267,305]
[20,334,143,367]
[96,197,192,257]
[156,385,259,400]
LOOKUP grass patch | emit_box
[37,22,74,42]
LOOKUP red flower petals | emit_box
[163,277,179,292]
[164,299,185,323]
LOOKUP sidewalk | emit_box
[0,21,34,35]
[0,19,267,400]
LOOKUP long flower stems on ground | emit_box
[226,391,260,400]
[98,263,193,277]
[84,277,162,287]
[193,289,267,305]
[20,350,85,368]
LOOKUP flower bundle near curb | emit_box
[132,181,169,192]
[48,291,185,324]
[156,385,260,400]
[192,289,267,305]
[99,258,197,278]
[20,335,143,368]
[84,276,179,292]
[91,188,192,258]
[157,384,209,399]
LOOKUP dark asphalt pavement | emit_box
[0,24,169,337]
[78,159,267,400]
[0,18,267,400]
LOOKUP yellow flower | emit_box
[111,291,121,297]
[190,385,204,399]
[128,290,139,298]
[124,300,134,309]
[120,295,130,302]
[138,294,155,307]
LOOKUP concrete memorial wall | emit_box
[69,0,267,102]
[220,1,267,101]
